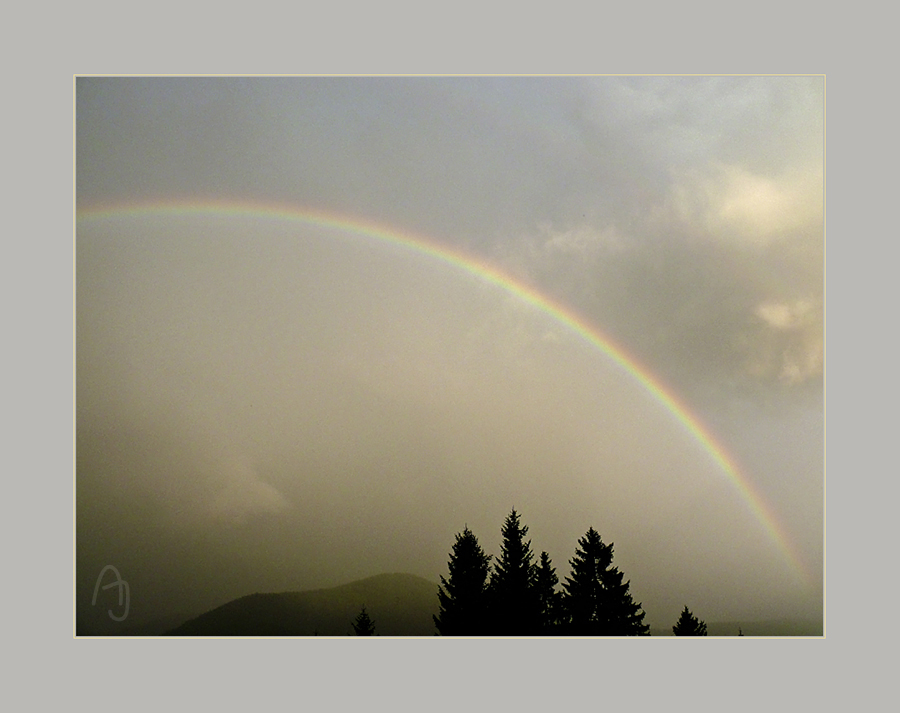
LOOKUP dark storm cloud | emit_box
[77,77,668,237]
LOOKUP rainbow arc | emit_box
[77,200,813,587]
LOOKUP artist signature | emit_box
[92,565,130,622]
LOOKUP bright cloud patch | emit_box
[541,223,628,255]
[744,298,823,385]
[663,162,822,244]
[207,460,291,525]
[756,299,816,330]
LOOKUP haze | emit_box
[75,76,823,634]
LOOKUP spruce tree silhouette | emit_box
[534,550,563,634]
[352,605,376,636]
[489,509,540,635]
[672,606,707,636]
[434,526,492,635]
[561,527,650,636]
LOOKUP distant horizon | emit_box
[83,570,824,637]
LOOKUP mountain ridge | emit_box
[165,572,440,636]
[99,571,821,637]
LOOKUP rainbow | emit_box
[77,199,813,587]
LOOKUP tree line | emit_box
[431,508,707,636]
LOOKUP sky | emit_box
[75,76,824,633]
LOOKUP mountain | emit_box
[104,570,822,637]
[117,613,198,637]
[164,573,440,636]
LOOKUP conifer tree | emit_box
[561,527,649,636]
[534,550,563,634]
[489,509,539,635]
[672,606,707,636]
[351,605,376,636]
[434,526,492,635]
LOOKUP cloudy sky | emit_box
[76,76,823,633]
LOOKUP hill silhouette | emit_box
[165,573,439,636]
[87,570,821,637]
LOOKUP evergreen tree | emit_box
[534,550,563,634]
[672,606,707,636]
[489,509,539,635]
[561,527,649,636]
[434,526,492,635]
[351,605,376,636]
